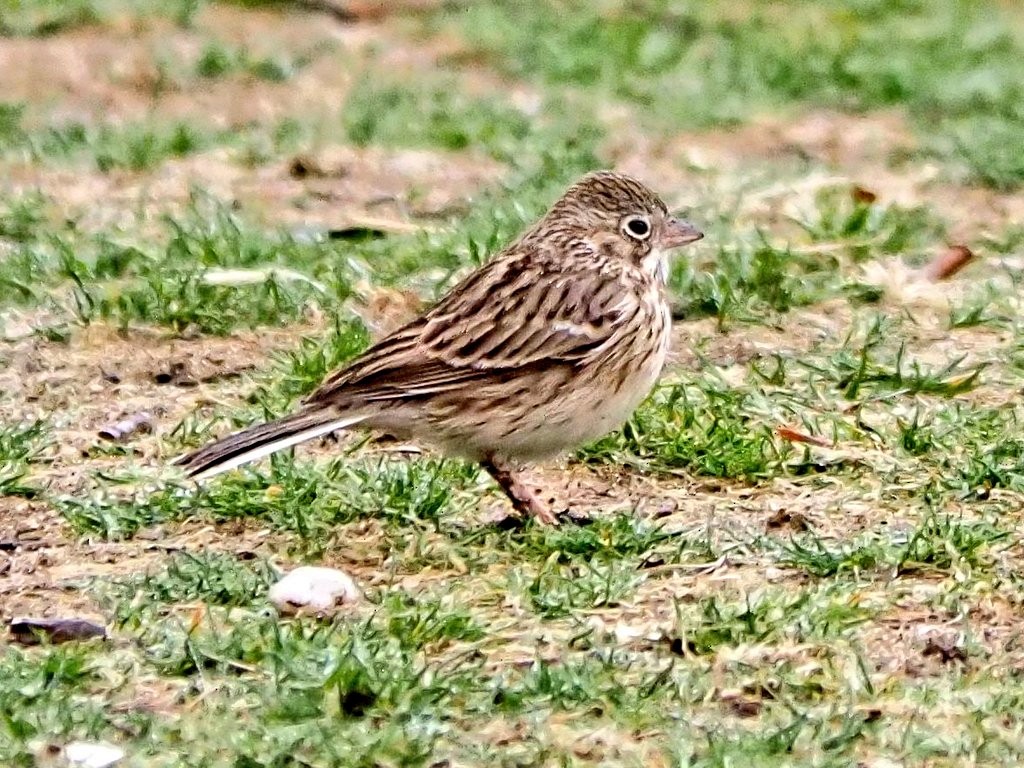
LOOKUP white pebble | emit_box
[268,566,361,615]
[65,741,125,768]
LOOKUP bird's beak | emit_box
[662,218,704,249]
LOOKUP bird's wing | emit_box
[303,250,645,407]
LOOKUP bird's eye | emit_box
[622,215,651,240]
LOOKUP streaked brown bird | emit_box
[176,171,703,524]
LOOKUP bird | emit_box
[175,170,703,524]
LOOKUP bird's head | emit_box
[542,170,703,280]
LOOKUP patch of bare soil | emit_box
[1,325,296,441]
[668,301,853,370]
[609,108,1024,241]
[5,143,505,237]
[0,506,273,625]
[1,5,356,127]
[0,319,335,622]
[0,3,506,233]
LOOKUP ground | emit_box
[2,1,1024,765]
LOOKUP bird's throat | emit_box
[641,247,669,284]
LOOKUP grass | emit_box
[194,39,318,82]
[4,0,1024,765]
[0,109,307,172]
[342,78,534,159]
[100,550,279,610]
[8,144,935,334]
[57,455,480,543]
[0,133,608,333]
[425,0,1024,188]
[581,376,784,478]
[0,420,46,496]
[0,191,350,332]
[0,0,202,35]
[773,509,1010,578]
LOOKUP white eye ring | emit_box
[622,215,651,241]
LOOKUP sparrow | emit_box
[176,170,703,524]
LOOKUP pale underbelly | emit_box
[442,345,668,462]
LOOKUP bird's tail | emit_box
[174,409,367,481]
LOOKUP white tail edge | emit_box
[188,415,367,481]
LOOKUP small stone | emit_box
[268,566,361,615]
[65,741,125,768]
[10,617,107,645]
[97,412,154,442]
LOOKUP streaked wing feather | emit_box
[304,247,639,407]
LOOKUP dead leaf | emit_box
[187,604,205,635]
[200,267,328,293]
[304,0,444,21]
[851,185,878,204]
[921,244,975,282]
[64,741,125,768]
[776,425,831,448]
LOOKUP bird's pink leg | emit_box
[482,457,558,525]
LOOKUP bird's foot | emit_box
[482,457,560,526]
[483,502,593,530]
[481,457,596,527]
